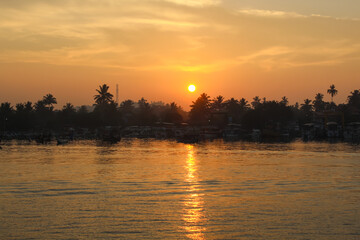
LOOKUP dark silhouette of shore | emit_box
[0,84,359,143]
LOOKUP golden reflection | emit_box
[182,145,206,240]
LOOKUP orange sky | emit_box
[0,0,359,110]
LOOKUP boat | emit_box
[57,138,69,145]
[99,126,121,143]
[176,134,199,144]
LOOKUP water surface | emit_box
[0,140,359,239]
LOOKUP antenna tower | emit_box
[116,84,119,104]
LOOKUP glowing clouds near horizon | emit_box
[188,85,196,93]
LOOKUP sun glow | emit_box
[188,84,196,93]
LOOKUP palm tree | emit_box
[315,93,324,102]
[138,97,150,110]
[189,93,211,125]
[42,94,57,111]
[300,99,313,112]
[238,98,250,111]
[24,101,33,112]
[225,98,239,112]
[224,98,240,123]
[347,89,360,107]
[211,95,225,111]
[16,103,25,112]
[313,93,325,112]
[62,103,75,113]
[163,102,182,123]
[0,102,13,117]
[120,100,135,113]
[251,96,261,109]
[169,102,179,111]
[34,100,47,112]
[94,84,114,105]
[280,96,288,106]
[327,84,338,103]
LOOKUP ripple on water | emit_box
[0,139,359,240]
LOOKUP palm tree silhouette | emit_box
[300,99,313,112]
[280,96,288,106]
[24,101,33,112]
[251,96,261,109]
[225,98,239,111]
[315,93,324,102]
[62,103,75,113]
[313,93,325,112]
[211,95,225,111]
[327,84,338,103]
[94,84,114,105]
[347,89,360,107]
[165,102,182,123]
[120,100,135,113]
[42,94,57,111]
[189,93,211,125]
[239,98,249,110]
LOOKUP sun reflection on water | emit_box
[183,145,206,240]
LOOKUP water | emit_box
[0,139,359,239]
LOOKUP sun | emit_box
[188,84,196,93]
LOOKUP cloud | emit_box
[0,0,359,74]
[237,8,360,21]
[238,9,306,18]
[163,0,221,7]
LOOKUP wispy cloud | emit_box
[0,0,359,73]
[237,8,360,21]
[238,9,306,18]
[163,0,221,7]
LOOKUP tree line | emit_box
[1,84,359,132]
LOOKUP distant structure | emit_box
[116,84,119,104]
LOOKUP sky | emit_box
[0,0,359,110]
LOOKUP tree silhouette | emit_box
[242,100,293,130]
[93,85,118,126]
[14,102,33,130]
[34,100,47,113]
[61,103,76,125]
[119,100,135,125]
[16,103,25,112]
[120,100,135,113]
[162,102,183,123]
[211,95,225,111]
[313,93,325,112]
[2,86,360,136]
[42,94,57,111]
[136,98,155,125]
[239,98,250,111]
[62,103,75,114]
[16,102,33,113]
[347,89,360,108]
[301,99,313,112]
[280,96,288,106]
[0,102,13,117]
[251,96,261,109]
[24,101,33,112]
[189,93,211,125]
[300,99,313,122]
[0,102,13,132]
[327,84,338,103]
[94,84,114,105]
